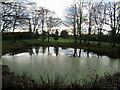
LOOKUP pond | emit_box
[2,46,120,84]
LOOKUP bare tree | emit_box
[93,1,105,46]
[76,0,84,44]
[65,3,78,43]
[0,1,32,32]
[36,7,51,41]
[85,0,96,44]
[0,0,36,43]
[65,0,88,44]
[105,1,119,47]
[46,15,61,42]
[32,8,42,33]
[0,2,14,32]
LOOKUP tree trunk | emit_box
[112,4,116,47]
[11,16,17,44]
[78,16,82,44]
[47,29,50,43]
[73,27,77,43]
[73,48,77,57]
[112,27,116,47]
[41,20,44,42]
[97,28,101,47]
[88,27,91,44]
[88,13,92,44]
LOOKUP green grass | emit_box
[88,40,111,46]
[38,37,112,46]
[58,38,74,42]
[3,37,115,47]
[38,37,74,43]
[2,37,119,49]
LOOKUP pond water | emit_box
[2,46,120,84]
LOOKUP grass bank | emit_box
[2,65,120,89]
[2,38,120,58]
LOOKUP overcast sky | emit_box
[3,0,117,19]
[31,0,73,19]
[31,0,116,19]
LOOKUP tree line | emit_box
[0,0,120,47]
[65,0,120,47]
[0,0,61,42]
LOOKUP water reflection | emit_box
[79,49,81,57]
[73,48,77,57]
[35,46,39,55]
[3,46,103,58]
[54,47,59,56]
[61,47,67,50]
[2,46,119,84]
[25,47,100,58]
[42,46,46,54]
[48,46,50,55]
[87,49,90,57]
[28,48,34,56]
[11,52,15,56]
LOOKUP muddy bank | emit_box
[2,65,37,89]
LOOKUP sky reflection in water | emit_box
[2,46,119,83]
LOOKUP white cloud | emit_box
[30,0,117,19]
[31,0,73,19]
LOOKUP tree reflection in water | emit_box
[48,46,50,55]
[11,52,15,56]
[87,49,90,57]
[35,46,39,55]
[79,49,81,57]
[42,46,46,54]
[73,48,77,57]
[54,47,59,56]
[28,48,34,56]
[27,46,102,58]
